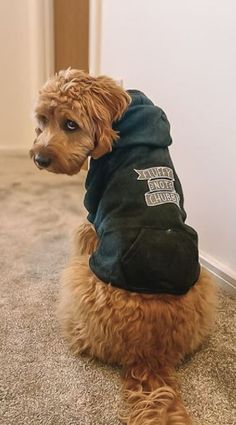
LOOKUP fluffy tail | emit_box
[120,364,194,425]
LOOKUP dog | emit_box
[30,69,217,425]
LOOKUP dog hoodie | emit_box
[84,90,200,295]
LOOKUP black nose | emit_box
[34,153,52,168]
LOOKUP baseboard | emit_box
[200,255,236,296]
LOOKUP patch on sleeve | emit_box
[134,166,180,207]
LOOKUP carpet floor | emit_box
[0,152,235,425]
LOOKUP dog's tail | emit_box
[121,363,193,425]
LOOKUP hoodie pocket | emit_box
[121,228,145,263]
[89,227,142,285]
[121,227,200,294]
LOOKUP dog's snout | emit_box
[34,153,52,168]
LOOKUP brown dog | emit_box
[30,69,217,425]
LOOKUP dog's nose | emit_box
[34,153,52,168]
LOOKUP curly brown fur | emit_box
[30,69,218,424]
[30,68,131,174]
[58,224,217,424]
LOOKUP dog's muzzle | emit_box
[34,153,52,169]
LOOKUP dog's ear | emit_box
[57,69,131,159]
[87,76,131,159]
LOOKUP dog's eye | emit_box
[64,120,79,132]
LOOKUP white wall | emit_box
[0,0,54,150]
[93,0,236,278]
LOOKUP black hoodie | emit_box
[84,90,200,295]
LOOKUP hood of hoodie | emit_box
[112,90,172,149]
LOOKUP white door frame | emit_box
[89,0,102,75]
[28,0,54,104]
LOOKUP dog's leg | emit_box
[121,364,193,425]
[72,222,98,256]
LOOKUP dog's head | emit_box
[30,69,131,175]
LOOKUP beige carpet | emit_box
[0,152,235,425]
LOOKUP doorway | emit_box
[54,0,89,72]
